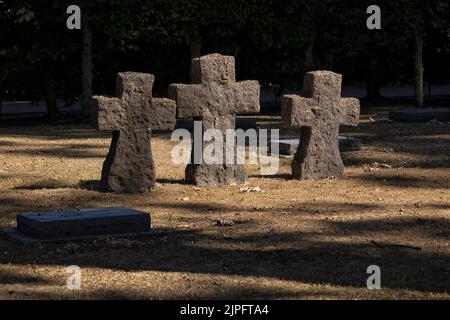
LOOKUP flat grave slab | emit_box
[1,207,158,243]
[389,108,450,123]
[269,136,362,156]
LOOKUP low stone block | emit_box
[235,118,258,130]
[389,108,450,122]
[270,136,361,156]
[16,207,151,240]
[151,98,177,131]
[176,118,257,131]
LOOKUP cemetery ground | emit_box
[0,105,449,300]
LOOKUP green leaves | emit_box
[1,0,450,100]
[15,6,35,23]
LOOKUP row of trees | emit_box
[1,0,450,118]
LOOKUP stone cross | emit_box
[169,53,260,186]
[281,71,360,179]
[92,72,176,193]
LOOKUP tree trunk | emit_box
[366,54,382,101]
[414,24,424,108]
[44,65,58,120]
[82,22,93,116]
[190,39,202,60]
[190,39,202,83]
[304,27,316,71]
[234,46,241,61]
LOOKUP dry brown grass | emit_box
[0,108,449,300]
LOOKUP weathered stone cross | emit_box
[92,72,176,193]
[281,71,360,179]
[169,53,260,186]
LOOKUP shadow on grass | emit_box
[0,141,19,147]
[77,179,192,191]
[0,195,449,297]
[324,216,450,241]
[347,122,450,164]
[343,155,450,170]
[156,178,191,186]
[0,127,105,139]
[350,173,450,189]
[0,278,336,299]
[3,147,104,159]
[0,269,55,286]
[249,173,292,180]
[0,227,449,297]
[14,180,72,190]
[0,199,450,298]
[0,120,449,297]
[78,180,103,192]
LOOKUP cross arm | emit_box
[92,96,125,131]
[168,84,204,119]
[233,80,260,115]
[339,98,360,126]
[150,98,177,131]
[281,94,317,127]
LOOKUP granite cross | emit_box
[169,53,260,186]
[92,72,176,193]
[281,71,360,179]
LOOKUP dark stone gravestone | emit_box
[281,71,360,179]
[2,208,154,243]
[169,53,260,186]
[389,108,450,123]
[92,72,176,193]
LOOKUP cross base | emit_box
[101,129,155,193]
[291,127,344,180]
[292,156,344,180]
[186,164,247,186]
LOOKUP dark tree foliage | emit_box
[0,0,449,114]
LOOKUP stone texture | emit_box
[281,71,360,179]
[270,136,362,156]
[92,72,176,193]
[17,208,150,240]
[169,53,260,186]
[150,98,178,130]
[389,108,450,122]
